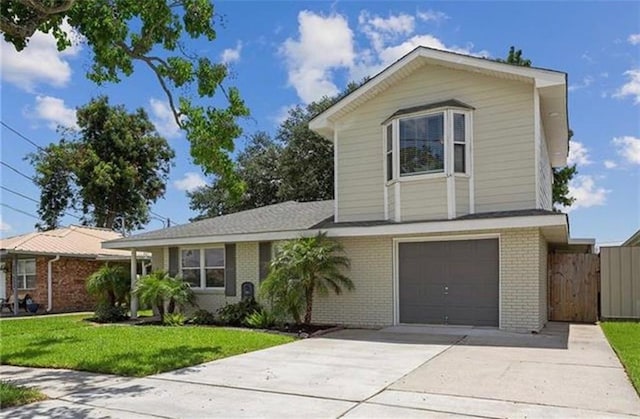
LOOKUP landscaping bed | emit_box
[601,321,640,394]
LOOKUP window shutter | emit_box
[168,247,179,276]
[259,242,272,282]
[225,244,236,296]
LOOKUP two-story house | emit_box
[105,46,576,332]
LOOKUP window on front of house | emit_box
[181,247,225,289]
[384,108,470,181]
[17,259,36,290]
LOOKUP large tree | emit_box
[188,80,367,219]
[29,96,175,231]
[499,46,576,208]
[2,0,249,195]
[188,131,282,219]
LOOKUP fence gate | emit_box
[548,253,600,322]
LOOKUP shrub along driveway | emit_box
[2,323,639,418]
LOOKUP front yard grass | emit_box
[601,321,640,393]
[0,381,46,409]
[0,314,294,377]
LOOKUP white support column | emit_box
[130,249,138,319]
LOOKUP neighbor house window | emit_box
[384,106,471,181]
[181,247,225,289]
[17,259,36,290]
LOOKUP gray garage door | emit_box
[398,239,499,326]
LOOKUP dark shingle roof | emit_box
[110,200,334,243]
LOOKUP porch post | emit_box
[130,249,138,319]
[12,256,18,315]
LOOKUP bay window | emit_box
[181,247,225,289]
[384,104,471,181]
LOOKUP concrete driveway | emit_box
[2,323,639,418]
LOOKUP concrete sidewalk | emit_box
[2,324,639,418]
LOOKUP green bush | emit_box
[189,309,217,325]
[93,302,128,323]
[163,312,186,326]
[245,309,276,329]
[217,298,261,326]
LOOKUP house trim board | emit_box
[104,214,567,249]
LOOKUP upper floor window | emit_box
[180,247,225,289]
[383,102,472,182]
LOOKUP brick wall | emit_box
[149,228,549,331]
[4,256,124,313]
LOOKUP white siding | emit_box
[538,122,553,210]
[335,63,536,221]
[400,179,448,221]
[456,177,470,217]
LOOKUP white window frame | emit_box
[384,107,472,184]
[17,258,37,290]
[179,246,225,289]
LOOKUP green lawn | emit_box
[601,321,640,393]
[0,314,294,377]
[0,381,46,409]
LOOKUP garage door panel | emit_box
[398,239,499,327]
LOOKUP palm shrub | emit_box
[86,263,130,308]
[260,232,353,324]
[133,271,196,323]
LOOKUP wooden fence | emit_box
[601,246,640,319]
[548,253,600,323]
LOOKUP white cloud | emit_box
[280,10,488,104]
[272,104,295,125]
[562,175,609,212]
[568,76,594,92]
[0,20,82,91]
[0,216,11,233]
[173,172,206,192]
[281,11,355,104]
[416,10,449,23]
[628,34,640,45]
[604,160,617,169]
[614,69,640,104]
[31,95,78,130]
[613,136,640,164]
[149,98,181,139]
[567,141,592,166]
[221,41,243,64]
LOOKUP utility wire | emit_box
[0,161,35,182]
[1,121,44,151]
[0,185,39,203]
[1,203,40,220]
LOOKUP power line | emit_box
[0,186,39,203]
[1,203,40,220]
[0,161,35,182]
[0,121,44,150]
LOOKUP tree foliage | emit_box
[86,263,129,308]
[133,270,196,323]
[188,80,366,219]
[29,96,175,231]
[2,0,249,193]
[260,232,353,325]
[499,46,576,209]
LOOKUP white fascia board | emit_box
[104,214,568,249]
[308,47,566,135]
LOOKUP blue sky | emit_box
[1,1,639,245]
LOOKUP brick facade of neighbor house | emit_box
[4,256,126,313]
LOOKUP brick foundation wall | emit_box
[4,256,126,313]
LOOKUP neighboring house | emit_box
[0,225,146,313]
[105,46,584,332]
